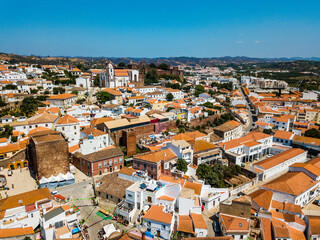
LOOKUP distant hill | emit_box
[1,52,319,67]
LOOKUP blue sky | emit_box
[1,0,319,58]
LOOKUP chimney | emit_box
[223,144,225,151]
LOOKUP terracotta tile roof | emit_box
[103,88,122,96]
[114,69,129,77]
[287,226,306,240]
[213,120,241,132]
[0,227,34,238]
[0,138,6,143]
[262,171,317,196]
[119,167,136,176]
[184,131,207,139]
[71,67,81,72]
[293,135,320,146]
[27,126,51,136]
[48,93,77,100]
[184,181,202,196]
[178,215,195,234]
[253,148,305,170]
[90,117,113,127]
[148,145,162,151]
[80,146,123,162]
[57,114,79,124]
[283,213,306,227]
[219,213,249,233]
[134,149,177,163]
[81,127,106,137]
[249,189,273,210]
[0,188,52,211]
[157,195,175,201]
[143,205,173,224]
[261,218,272,240]
[193,139,218,153]
[158,175,186,185]
[218,132,271,150]
[308,216,320,235]
[190,213,207,229]
[69,144,80,153]
[291,162,320,177]
[0,143,24,154]
[273,130,294,140]
[243,140,260,147]
[172,133,194,142]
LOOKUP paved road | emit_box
[237,84,254,134]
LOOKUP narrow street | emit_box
[237,83,254,134]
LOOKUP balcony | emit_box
[116,200,134,214]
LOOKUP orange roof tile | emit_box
[262,172,317,196]
[0,227,34,238]
[134,149,177,163]
[219,213,249,233]
[273,130,294,140]
[57,114,79,124]
[253,148,305,170]
[143,205,173,224]
[249,189,273,210]
[157,195,175,201]
[69,144,80,153]
[48,93,76,100]
[178,215,195,234]
[190,213,207,229]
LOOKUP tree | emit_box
[0,125,13,138]
[202,102,214,108]
[117,62,126,69]
[30,89,38,94]
[20,97,45,117]
[158,63,170,70]
[71,90,79,95]
[149,63,157,68]
[0,97,7,107]
[96,91,111,103]
[53,87,65,95]
[144,69,158,85]
[3,84,17,90]
[263,129,273,135]
[166,93,174,101]
[94,74,100,87]
[176,158,188,172]
[305,128,320,139]
[194,85,205,96]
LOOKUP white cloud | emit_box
[254,40,260,44]
[235,40,244,44]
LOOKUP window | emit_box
[151,166,154,171]
[62,127,65,131]
[109,160,113,166]
[114,158,118,164]
[45,124,48,127]
[98,162,102,168]
[119,157,122,163]
[161,225,166,230]
[74,126,77,129]
[104,161,108,167]
[147,196,152,203]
